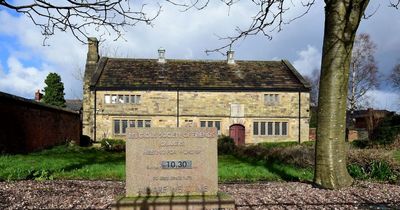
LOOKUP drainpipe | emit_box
[298,91,301,144]
[177,89,180,127]
[93,89,97,142]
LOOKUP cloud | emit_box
[0,57,50,98]
[364,89,400,113]
[292,45,321,76]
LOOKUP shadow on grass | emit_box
[232,154,312,182]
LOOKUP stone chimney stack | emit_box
[158,47,166,63]
[34,90,43,102]
[227,50,235,65]
[87,37,99,64]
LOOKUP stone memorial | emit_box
[111,127,235,210]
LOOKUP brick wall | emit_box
[0,92,81,154]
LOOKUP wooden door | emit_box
[229,124,245,146]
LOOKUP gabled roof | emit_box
[90,58,310,92]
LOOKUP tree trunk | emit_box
[314,0,369,189]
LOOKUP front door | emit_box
[229,124,245,146]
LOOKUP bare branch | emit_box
[389,0,400,9]
[204,0,316,55]
[0,0,162,44]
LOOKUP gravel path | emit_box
[1,180,400,209]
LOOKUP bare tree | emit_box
[348,33,379,124]
[166,0,400,189]
[390,62,400,90]
[0,0,161,44]
[304,69,320,107]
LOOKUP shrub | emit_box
[218,135,236,155]
[100,139,125,152]
[370,115,400,147]
[351,139,369,149]
[80,135,92,147]
[348,149,400,182]
[235,142,314,169]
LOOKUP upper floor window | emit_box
[105,94,141,104]
[253,121,288,136]
[200,120,221,134]
[264,94,279,105]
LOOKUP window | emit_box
[200,120,221,134]
[275,122,280,135]
[264,94,279,105]
[118,95,124,103]
[253,121,288,136]
[267,122,273,135]
[114,120,120,134]
[137,120,144,127]
[111,95,117,104]
[282,122,288,135]
[253,122,259,135]
[260,122,266,135]
[122,120,128,133]
[104,94,141,104]
[145,120,151,127]
[130,95,141,104]
[114,119,151,135]
[124,95,130,103]
[105,95,111,104]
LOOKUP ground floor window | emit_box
[200,120,221,134]
[113,119,151,134]
[253,121,288,136]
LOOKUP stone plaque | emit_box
[126,127,218,197]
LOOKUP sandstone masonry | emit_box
[83,38,311,144]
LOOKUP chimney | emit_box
[34,90,43,102]
[87,37,99,64]
[227,50,235,65]
[158,47,166,63]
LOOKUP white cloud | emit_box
[292,45,321,76]
[0,57,50,98]
[364,89,400,113]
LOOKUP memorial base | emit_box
[111,193,235,210]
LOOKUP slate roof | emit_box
[90,58,310,91]
[65,99,82,112]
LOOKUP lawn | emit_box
[0,145,313,182]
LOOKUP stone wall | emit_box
[0,92,81,154]
[93,90,310,143]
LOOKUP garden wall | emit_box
[0,91,81,153]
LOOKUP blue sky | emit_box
[0,1,399,112]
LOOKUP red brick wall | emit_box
[308,128,359,142]
[0,92,81,154]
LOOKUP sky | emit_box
[0,1,399,112]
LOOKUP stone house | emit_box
[83,38,311,145]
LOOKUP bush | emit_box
[80,135,92,147]
[351,139,369,149]
[100,139,125,152]
[218,135,236,155]
[348,149,400,182]
[235,142,314,169]
[370,115,400,147]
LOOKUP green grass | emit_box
[394,150,400,162]
[218,155,313,182]
[0,145,125,181]
[0,145,313,182]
